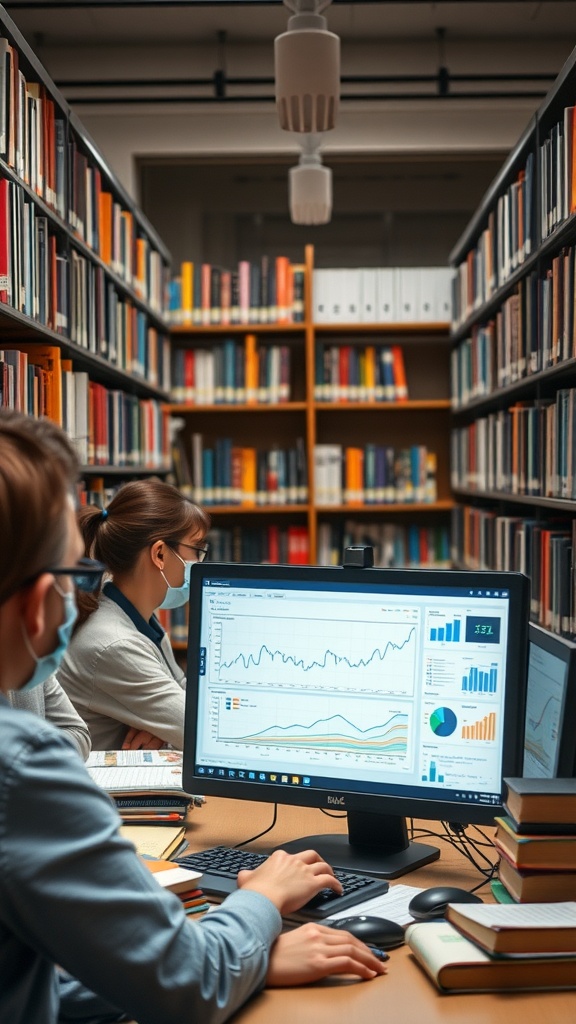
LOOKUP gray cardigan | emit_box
[7,675,91,760]
[58,594,186,750]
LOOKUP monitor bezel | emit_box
[525,622,576,778]
[183,563,530,826]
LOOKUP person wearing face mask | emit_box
[0,408,387,1024]
[57,478,210,750]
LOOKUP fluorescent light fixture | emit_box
[275,0,340,133]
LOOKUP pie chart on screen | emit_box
[430,706,457,737]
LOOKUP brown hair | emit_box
[76,478,210,624]
[0,410,79,606]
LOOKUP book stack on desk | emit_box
[407,902,576,992]
[86,750,203,824]
[494,778,576,902]
[143,858,211,916]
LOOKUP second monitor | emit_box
[184,563,530,878]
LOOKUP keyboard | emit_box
[176,845,389,920]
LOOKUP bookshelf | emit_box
[0,5,172,489]
[449,41,576,636]
[168,245,454,567]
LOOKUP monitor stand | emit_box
[276,810,440,879]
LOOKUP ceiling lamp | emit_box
[289,134,332,225]
[275,0,340,133]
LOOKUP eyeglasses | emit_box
[46,557,107,593]
[172,541,209,563]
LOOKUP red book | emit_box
[267,524,280,564]
[184,349,195,403]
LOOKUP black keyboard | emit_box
[176,845,389,920]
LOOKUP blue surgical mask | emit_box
[20,588,78,691]
[159,550,194,610]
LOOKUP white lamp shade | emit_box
[275,14,340,133]
[289,162,332,225]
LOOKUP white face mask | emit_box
[159,549,194,610]
[20,585,78,691]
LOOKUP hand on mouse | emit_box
[266,922,388,986]
[237,848,342,916]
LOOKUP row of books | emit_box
[0,38,167,310]
[314,343,407,402]
[451,506,574,636]
[172,433,308,507]
[539,104,576,242]
[495,777,576,902]
[316,520,451,569]
[452,154,534,328]
[451,245,576,407]
[0,176,170,388]
[0,35,67,218]
[0,344,170,468]
[313,443,438,507]
[171,337,291,405]
[313,266,452,324]
[451,389,576,500]
[206,524,310,568]
[167,256,305,326]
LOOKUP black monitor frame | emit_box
[183,563,530,878]
[523,622,576,779]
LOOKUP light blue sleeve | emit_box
[0,719,282,1024]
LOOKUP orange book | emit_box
[4,344,62,425]
[245,333,258,405]
[241,447,257,506]
[99,192,113,266]
[364,345,376,401]
[180,261,194,323]
[275,256,290,323]
[135,237,147,299]
[391,345,408,400]
[344,446,364,505]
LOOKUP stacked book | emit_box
[407,901,576,992]
[86,750,202,825]
[493,777,576,902]
[143,857,211,917]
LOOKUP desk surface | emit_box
[182,797,576,1024]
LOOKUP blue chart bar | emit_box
[422,760,445,783]
[462,663,498,693]
[429,619,460,642]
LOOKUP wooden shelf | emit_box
[164,402,307,414]
[315,400,451,412]
[316,500,455,514]
[168,246,453,563]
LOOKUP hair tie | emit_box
[101,508,108,520]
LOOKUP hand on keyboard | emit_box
[237,848,343,917]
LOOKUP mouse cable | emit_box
[233,803,278,848]
[408,821,498,880]
[320,809,347,818]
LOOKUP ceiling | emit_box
[5,1,576,48]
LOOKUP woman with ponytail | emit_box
[58,478,210,750]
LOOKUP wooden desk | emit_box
[183,797,576,1024]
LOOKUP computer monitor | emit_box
[522,623,576,779]
[183,563,530,879]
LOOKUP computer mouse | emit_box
[328,915,405,949]
[408,886,483,922]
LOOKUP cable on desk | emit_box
[234,804,278,848]
[409,820,499,888]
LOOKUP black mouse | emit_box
[408,886,483,922]
[328,915,405,949]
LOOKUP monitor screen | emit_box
[523,623,576,779]
[184,563,530,878]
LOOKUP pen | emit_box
[367,946,389,961]
[120,813,183,821]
